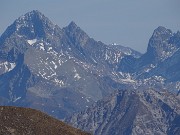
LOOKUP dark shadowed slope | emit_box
[0,106,90,135]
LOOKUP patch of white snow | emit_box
[27,39,37,45]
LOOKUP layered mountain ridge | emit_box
[66,89,180,135]
[0,10,141,119]
[0,10,179,122]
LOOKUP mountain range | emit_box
[0,10,143,119]
[0,10,179,134]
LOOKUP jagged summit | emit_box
[0,10,57,42]
[144,26,178,62]
[152,26,172,37]
[26,10,44,16]
[19,10,44,19]
[65,21,87,35]
[14,10,56,38]
[68,21,78,29]
[148,26,172,45]
[15,10,50,25]
[63,21,90,47]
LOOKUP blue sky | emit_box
[0,0,179,53]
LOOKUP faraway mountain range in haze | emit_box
[0,10,179,135]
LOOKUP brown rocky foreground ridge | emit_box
[0,106,90,135]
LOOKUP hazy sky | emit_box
[0,0,179,53]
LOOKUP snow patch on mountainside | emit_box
[73,68,81,80]
[144,64,156,73]
[0,61,16,74]
[13,97,22,102]
[74,73,81,80]
[39,43,45,51]
[27,39,37,45]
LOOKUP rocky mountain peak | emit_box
[148,26,172,48]
[64,21,89,47]
[152,26,172,38]
[0,10,57,42]
[15,10,52,27]
[20,10,44,19]
[145,26,177,62]
[68,21,78,30]
[15,10,56,38]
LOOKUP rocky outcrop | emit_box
[66,89,180,135]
